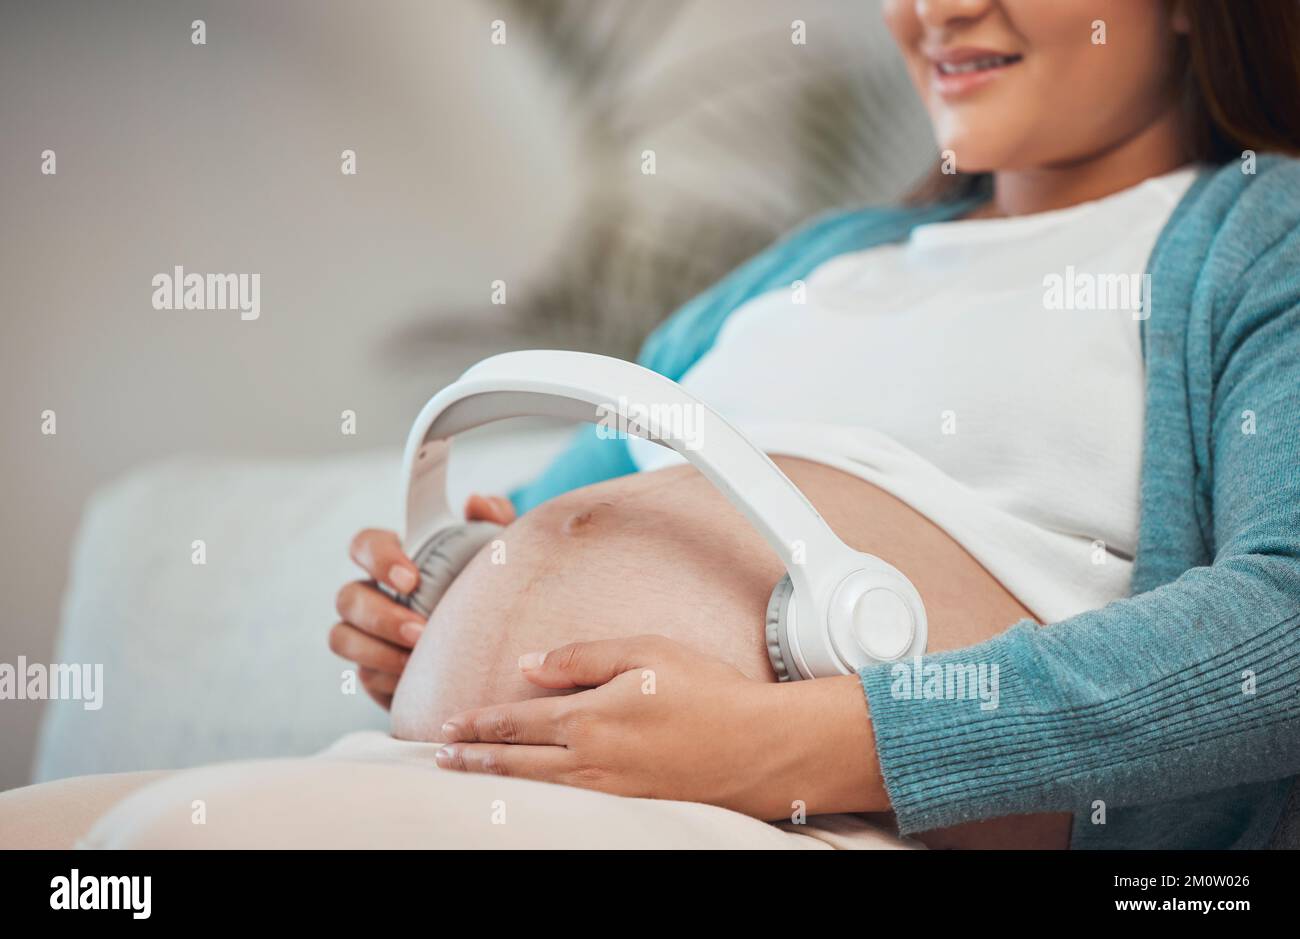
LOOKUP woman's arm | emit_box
[435,635,889,820]
[860,202,1300,838]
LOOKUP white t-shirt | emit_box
[630,167,1200,623]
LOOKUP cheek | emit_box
[1022,7,1176,147]
[1005,0,1176,115]
[880,0,913,38]
[881,0,924,79]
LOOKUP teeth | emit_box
[938,55,1017,75]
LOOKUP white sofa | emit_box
[32,425,571,783]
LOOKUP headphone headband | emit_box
[401,350,862,621]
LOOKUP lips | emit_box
[935,53,1022,75]
[926,47,1024,96]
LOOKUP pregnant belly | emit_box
[390,456,1070,848]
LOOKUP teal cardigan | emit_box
[511,157,1300,850]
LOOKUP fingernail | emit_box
[399,621,425,644]
[435,747,453,767]
[384,564,416,593]
[389,565,417,593]
[518,651,546,671]
[440,721,460,740]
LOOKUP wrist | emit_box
[749,674,889,819]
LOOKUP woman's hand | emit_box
[329,493,516,709]
[436,635,888,819]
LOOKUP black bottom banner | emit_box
[0,848,1287,926]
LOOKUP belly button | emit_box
[560,501,614,536]
[562,510,597,535]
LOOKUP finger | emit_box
[463,493,517,525]
[490,495,518,523]
[328,622,411,676]
[440,696,574,746]
[334,581,426,647]
[349,528,419,595]
[517,636,670,690]
[435,743,577,782]
[359,666,400,697]
[363,687,393,711]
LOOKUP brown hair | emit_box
[907,0,1300,205]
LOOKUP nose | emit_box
[914,0,995,31]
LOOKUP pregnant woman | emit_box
[4,0,1299,850]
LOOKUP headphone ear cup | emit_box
[399,521,505,618]
[765,573,798,682]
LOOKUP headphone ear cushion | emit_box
[400,521,505,618]
[765,573,797,682]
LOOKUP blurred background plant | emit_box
[392,0,934,360]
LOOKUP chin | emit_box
[929,114,1027,175]
[932,136,1002,174]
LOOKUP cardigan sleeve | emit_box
[859,210,1300,836]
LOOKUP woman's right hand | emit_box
[330,493,517,710]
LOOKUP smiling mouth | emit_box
[935,53,1023,75]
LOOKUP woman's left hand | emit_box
[436,635,885,820]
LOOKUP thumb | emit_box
[518,637,665,689]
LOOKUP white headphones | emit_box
[395,350,927,680]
